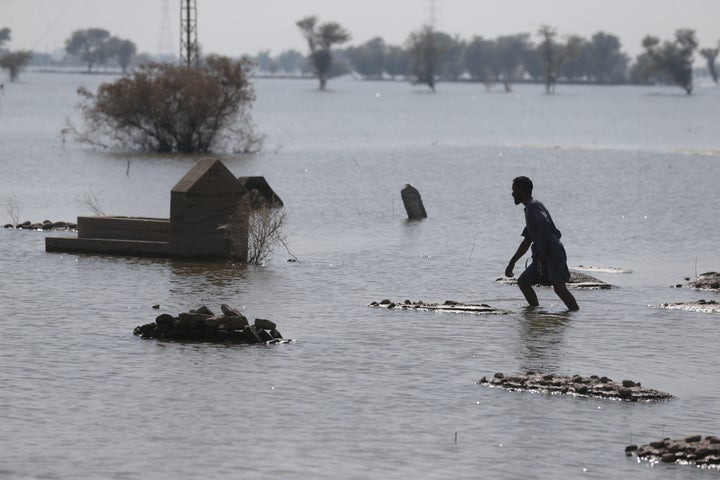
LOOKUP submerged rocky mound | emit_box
[626,435,720,468]
[657,299,720,313]
[496,271,613,289]
[3,220,77,230]
[133,304,289,344]
[478,372,672,401]
[674,272,720,292]
[370,299,509,314]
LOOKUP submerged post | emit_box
[401,184,427,219]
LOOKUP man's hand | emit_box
[505,262,515,278]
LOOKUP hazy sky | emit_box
[3,0,720,58]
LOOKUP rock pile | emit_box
[133,304,289,344]
[370,299,509,314]
[658,299,720,313]
[496,271,613,289]
[478,372,672,401]
[674,272,720,292]
[4,220,77,230]
[626,435,720,468]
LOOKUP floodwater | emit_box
[1,72,719,479]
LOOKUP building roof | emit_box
[171,158,245,194]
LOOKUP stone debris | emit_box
[369,299,509,315]
[576,265,633,274]
[626,435,720,468]
[133,304,290,344]
[674,272,720,292]
[4,220,77,230]
[657,300,720,313]
[496,271,613,289]
[477,372,672,402]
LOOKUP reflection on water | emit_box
[515,307,572,373]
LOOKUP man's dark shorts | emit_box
[518,243,571,286]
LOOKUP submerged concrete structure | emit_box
[46,158,252,260]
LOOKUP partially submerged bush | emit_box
[225,192,292,265]
[73,55,262,153]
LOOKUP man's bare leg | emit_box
[552,282,579,311]
[518,279,539,307]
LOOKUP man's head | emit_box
[511,176,533,205]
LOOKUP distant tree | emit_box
[0,50,33,81]
[296,16,351,90]
[494,34,533,91]
[641,29,698,94]
[537,25,581,93]
[384,45,410,79]
[433,32,465,81]
[73,55,259,153]
[700,46,719,84]
[346,37,386,79]
[407,25,440,91]
[560,36,590,81]
[464,36,495,83]
[585,32,629,83]
[254,50,273,72]
[65,28,111,71]
[276,49,305,74]
[105,37,136,73]
[0,28,10,49]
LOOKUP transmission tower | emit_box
[427,0,437,29]
[180,0,199,66]
[156,0,175,58]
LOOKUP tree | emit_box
[296,16,351,90]
[384,45,410,79]
[700,46,719,84]
[407,25,440,91]
[464,36,495,83]
[106,37,136,73]
[537,25,581,93]
[73,55,259,153]
[65,28,112,71]
[346,37,386,79]
[276,49,305,74]
[641,29,698,94]
[433,32,465,81]
[0,51,33,81]
[584,32,629,83]
[494,34,533,91]
[0,28,10,49]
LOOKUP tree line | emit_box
[2,20,718,96]
[252,19,719,95]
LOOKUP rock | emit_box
[622,379,636,388]
[478,371,672,401]
[194,305,215,316]
[240,325,262,344]
[152,304,160,309]
[257,328,274,342]
[134,305,286,345]
[225,315,249,330]
[155,313,176,329]
[401,184,427,219]
[221,304,242,317]
[629,434,720,468]
[255,318,276,330]
[370,298,509,315]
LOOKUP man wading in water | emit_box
[505,176,579,311]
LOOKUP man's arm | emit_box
[506,237,532,277]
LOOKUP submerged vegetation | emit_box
[70,55,262,153]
